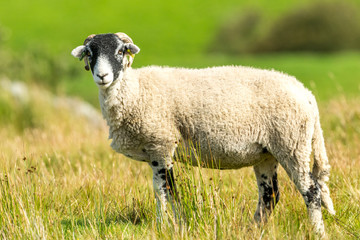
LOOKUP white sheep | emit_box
[71,32,335,236]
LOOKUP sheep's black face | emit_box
[86,34,124,88]
[71,33,140,89]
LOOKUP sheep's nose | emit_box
[97,73,108,80]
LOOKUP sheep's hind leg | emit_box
[277,155,325,236]
[150,160,179,227]
[253,156,280,223]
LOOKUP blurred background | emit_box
[0,0,360,129]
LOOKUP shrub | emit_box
[208,9,262,54]
[209,1,360,54]
[0,47,80,91]
[258,1,360,52]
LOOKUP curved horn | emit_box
[114,32,133,43]
[114,32,136,68]
[84,34,96,45]
[82,34,95,71]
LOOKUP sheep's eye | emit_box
[86,51,91,56]
[118,50,123,55]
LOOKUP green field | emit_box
[0,0,360,239]
[1,0,314,53]
[1,1,360,105]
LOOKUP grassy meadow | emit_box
[1,0,360,239]
[0,84,359,239]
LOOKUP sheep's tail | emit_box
[312,115,335,215]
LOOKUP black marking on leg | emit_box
[158,168,166,175]
[160,182,168,194]
[156,167,178,200]
[303,173,321,208]
[261,174,268,180]
[152,161,159,167]
[272,172,280,204]
[304,184,321,208]
[260,173,279,210]
[260,181,274,210]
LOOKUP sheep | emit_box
[71,32,335,236]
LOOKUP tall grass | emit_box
[0,84,359,239]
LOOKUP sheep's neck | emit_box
[98,75,138,132]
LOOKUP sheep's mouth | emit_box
[94,76,113,86]
[96,80,113,88]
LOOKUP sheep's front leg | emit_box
[150,160,178,225]
[253,157,280,223]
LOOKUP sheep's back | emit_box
[135,66,317,167]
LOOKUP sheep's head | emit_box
[71,33,140,89]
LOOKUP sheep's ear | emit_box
[71,45,86,58]
[123,43,140,68]
[124,43,140,56]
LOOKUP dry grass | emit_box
[0,85,359,239]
